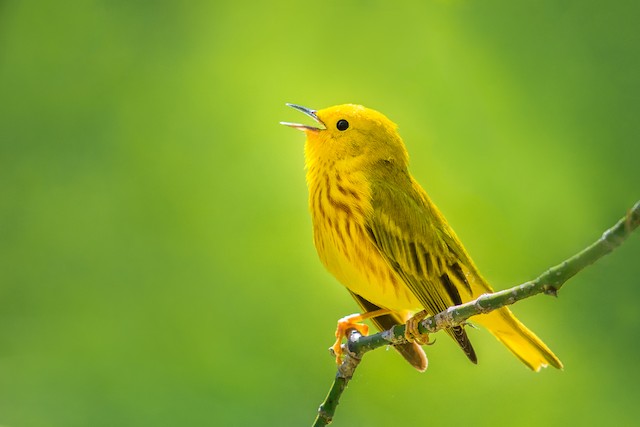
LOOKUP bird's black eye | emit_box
[336,119,349,131]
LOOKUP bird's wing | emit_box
[365,173,479,362]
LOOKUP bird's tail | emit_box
[370,311,428,372]
[473,307,563,371]
[349,292,427,371]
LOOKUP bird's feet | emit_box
[405,310,434,345]
[331,309,390,364]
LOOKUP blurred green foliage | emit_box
[0,1,639,426]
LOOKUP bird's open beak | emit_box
[280,103,326,131]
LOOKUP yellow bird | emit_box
[282,103,562,372]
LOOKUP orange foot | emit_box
[405,310,434,345]
[332,309,390,364]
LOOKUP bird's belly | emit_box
[314,225,421,312]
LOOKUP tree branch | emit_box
[312,201,640,426]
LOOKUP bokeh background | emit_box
[1,1,639,426]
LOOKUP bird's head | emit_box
[282,103,409,170]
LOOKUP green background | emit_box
[1,1,639,426]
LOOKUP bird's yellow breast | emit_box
[307,160,420,311]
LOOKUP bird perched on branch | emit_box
[282,103,562,372]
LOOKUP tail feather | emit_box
[349,291,428,371]
[473,307,563,371]
[446,326,477,364]
[370,311,428,372]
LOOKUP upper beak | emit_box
[280,103,326,131]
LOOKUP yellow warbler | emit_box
[282,103,562,372]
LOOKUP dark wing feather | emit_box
[366,171,477,363]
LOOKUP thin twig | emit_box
[313,333,363,427]
[312,201,640,426]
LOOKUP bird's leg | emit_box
[405,310,434,345]
[332,309,391,364]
